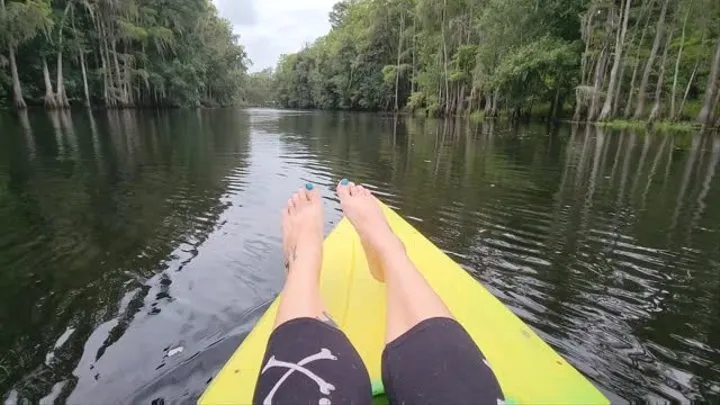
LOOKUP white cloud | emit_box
[214,0,338,72]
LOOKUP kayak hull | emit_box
[199,203,608,404]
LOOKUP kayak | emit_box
[199,201,608,405]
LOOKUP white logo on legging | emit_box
[261,348,337,405]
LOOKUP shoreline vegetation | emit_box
[247,0,720,130]
[595,119,697,131]
[0,0,247,110]
[3,0,719,132]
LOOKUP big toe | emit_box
[337,179,353,200]
[291,190,305,209]
[305,186,321,205]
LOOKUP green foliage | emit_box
[265,0,718,124]
[1,0,249,108]
[681,100,704,121]
[245,68,275,106]
[597,120,696,132]
[382,65,398,84]
[0,0,53,47]
[406,91,426,111]
[597,120,647,130]
[653,121,697,132]
[469,110,485,122]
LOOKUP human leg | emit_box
[336,180,452,343]
[337,180,504,405]
[252,187,371,405]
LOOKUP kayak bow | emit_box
[199,201,608,404]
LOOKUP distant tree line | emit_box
[0,0,248,109]
[262,0,720,126]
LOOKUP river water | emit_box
[0,109,719,404]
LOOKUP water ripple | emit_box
[1,110,719,404]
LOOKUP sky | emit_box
[214,0,338,72]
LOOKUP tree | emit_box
[245,68,275,106]
[266,0,718,124]
[697,38,720,124]
[0,0,249,109]
[0,0,53,109]
[633,0,670,119]
[598,0,632,121]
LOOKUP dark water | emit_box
[1,109,719,404]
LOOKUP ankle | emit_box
[289,241,322,263]
[371,233,405,260]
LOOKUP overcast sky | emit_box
[214,0,337,72]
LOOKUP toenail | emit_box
[305,183,314,190]
[340,178,349,186]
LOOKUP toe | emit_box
[282,208,290,231]
[337,180,351,199]
[292,190,304,207]
[302,188,313,201]
[286,198,296,215]
[307,187,321,203]
[348,182,357,196]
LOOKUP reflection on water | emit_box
[0,109,719,403]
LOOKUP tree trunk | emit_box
[484,92,492,115]
[588,44,609,121]
[124,43,134,107]
[55,2,72,109]
[411,15,416,95]
[457,85,466,115]
[623,0,654,118]
[649,23,675,123]
[394,13,405,112]
[575,8,596,120]
[42,57,57,108]
[697,38,720,124]
[100,42,111,106]
[491,89,499,116]
[634,0,670,119]
[711,83,720,126]
[102,31,116,107]
[611,61,626,117]
[676,60,699,121]
[8,45,27,109]
[468,86,476,112]
[670,8,689,119]
[599,0,632,121]
[79,50,91,108]
[587,8,614,121]
[552,84,562,120]
[111,37,125,106]
[97,19,112,106]
[0,0,26,110]
[441,0,450,116]
[56,51,70,108]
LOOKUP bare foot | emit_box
[336,180,404,281]
[282,186,323,273]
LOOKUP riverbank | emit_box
[596,120,701,132]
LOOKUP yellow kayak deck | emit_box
[199,202,608,404]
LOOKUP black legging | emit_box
[253,317,504,405]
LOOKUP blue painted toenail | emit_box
[341,179,349,186]
[305,183,314,190]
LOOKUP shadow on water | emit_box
[0,109,719,404]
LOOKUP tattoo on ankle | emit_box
[284,249,297,271]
